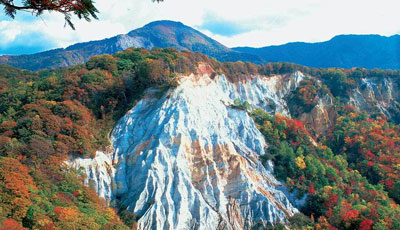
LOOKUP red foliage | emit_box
[342,209,359,222]
[331,111,400,199]
[324,194,338,208]
[384,180,395,189]
[325,208,333,218]
[364,151,376,160]
[359,219,373,230]
[0,218,25,230]
[73,190,81,197]
[308,182,315,195]
[343,105,356,112]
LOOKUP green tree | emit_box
[1,0,164,29]
[1,0,98,29]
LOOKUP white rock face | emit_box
[115,35,154,51]
[349,77,398,117]
[72,72,305,230]
[69,150,115,202]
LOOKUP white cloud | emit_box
[0,0,399,53]
[200,0,400,47]
[0,21,21,44]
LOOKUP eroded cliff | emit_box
[70,67,400,229]
[71,71,310,229]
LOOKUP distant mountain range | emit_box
[233,34,400,70]
[0,20,399,70]
[0,20,262,71]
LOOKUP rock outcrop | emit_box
[72,71,311,229]
[349,77,400,120]
[69,64,400,229]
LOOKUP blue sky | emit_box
[0,29,57,55]
[198,13,254,37]
[0,13,56,55]
[1,0,400,55]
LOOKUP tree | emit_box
[1,0,98,29]
[308,182,315,195]
[1,0,164,29]
[359,219,373,230]
[0,218,25,230]
[0,157,36,221]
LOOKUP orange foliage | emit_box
[54,206,80,221]
[0,121,17,130]
[0,158,36,220]
[0,218,25,230]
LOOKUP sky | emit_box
[0,0,400,55]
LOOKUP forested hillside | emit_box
[0,47,399,229]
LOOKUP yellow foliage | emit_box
[45,100,57,106]
[349,112,357,119]
[105,207,116,221]
[35,214,53,227]
[295,156,306,169]
[323,186,333,194]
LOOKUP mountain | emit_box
[0,20,262,71]
[1,21,399,71]
[1,48,400,229]
[234,34,400,69]
[72,71,301,229]
[68,51,400,229]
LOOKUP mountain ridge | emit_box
[0,20,262,71]
[0,20,399,71]
[234,34,400,69]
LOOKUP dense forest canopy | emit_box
[0,47,399,229]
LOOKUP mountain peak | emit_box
[2,20,398,71]
[142,20,186,28]
[0,20,249,70]
[127,20,202,40]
